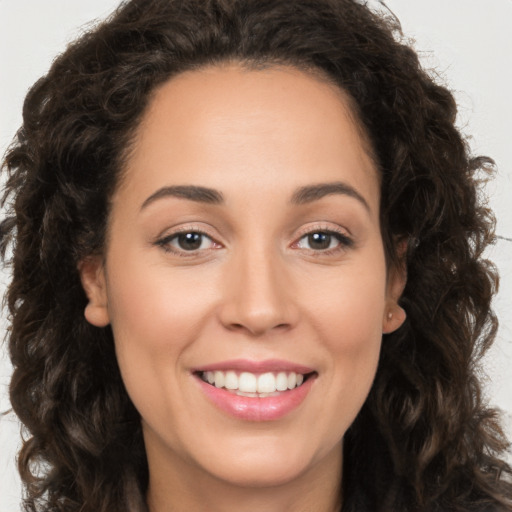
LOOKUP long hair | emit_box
[1,0,511,510]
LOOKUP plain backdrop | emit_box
[1,1,511,510]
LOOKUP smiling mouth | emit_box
[197,370,314,397]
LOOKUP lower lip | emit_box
[196,375,315,421]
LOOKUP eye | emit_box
[157,231,218,254]
[295,230,353,252]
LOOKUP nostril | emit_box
[227,322,291,336]
[228,323,245,331]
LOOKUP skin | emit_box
[80,64,406,512]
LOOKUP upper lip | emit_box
[193,359,315,374]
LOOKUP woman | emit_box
[1,0,511,511]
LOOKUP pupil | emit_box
[308,232,331,250]
[178,232,202,250]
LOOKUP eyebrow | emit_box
[291,181,370,211]
[141,185,224,210]
[140,181,370,212]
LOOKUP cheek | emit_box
[304,257,387,346]
[107,258,215,343]
[304,262,386,415]
[105,260,219,400]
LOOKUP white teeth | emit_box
[276,372,288,391]
[287,372,297,390]
[239,372,257,393]
[201,370,308,394]
[214,371,224,388]
[224,371,238,390]
[257,372,275,393]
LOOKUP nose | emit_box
[218,245,298,337]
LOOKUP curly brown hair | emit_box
[1,0,511,511]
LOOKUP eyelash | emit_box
[293,226,354,255]
[155,227,219,257]
[154,226,354,257]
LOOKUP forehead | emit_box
[118,64,379,213]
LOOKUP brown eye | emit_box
[176,232,204,251]
[296,231,353,252]
[307,232,332,250]
[157,231,216,253]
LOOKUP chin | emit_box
[195,435,341,489]
[207,456,311,488]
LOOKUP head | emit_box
[1,0,507,511]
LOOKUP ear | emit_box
[78,256,110,327]
[382,248,407,335]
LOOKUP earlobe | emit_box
[382,306,406,334]
[78,256,110,327]
[382,252,407,334]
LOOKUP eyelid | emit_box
[153,221,354,257]
[154,224,223,256]
[292,222,352,242]
[291,223,354,253]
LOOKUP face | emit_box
[81,65,405,496]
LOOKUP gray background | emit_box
[1,1,511,509]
